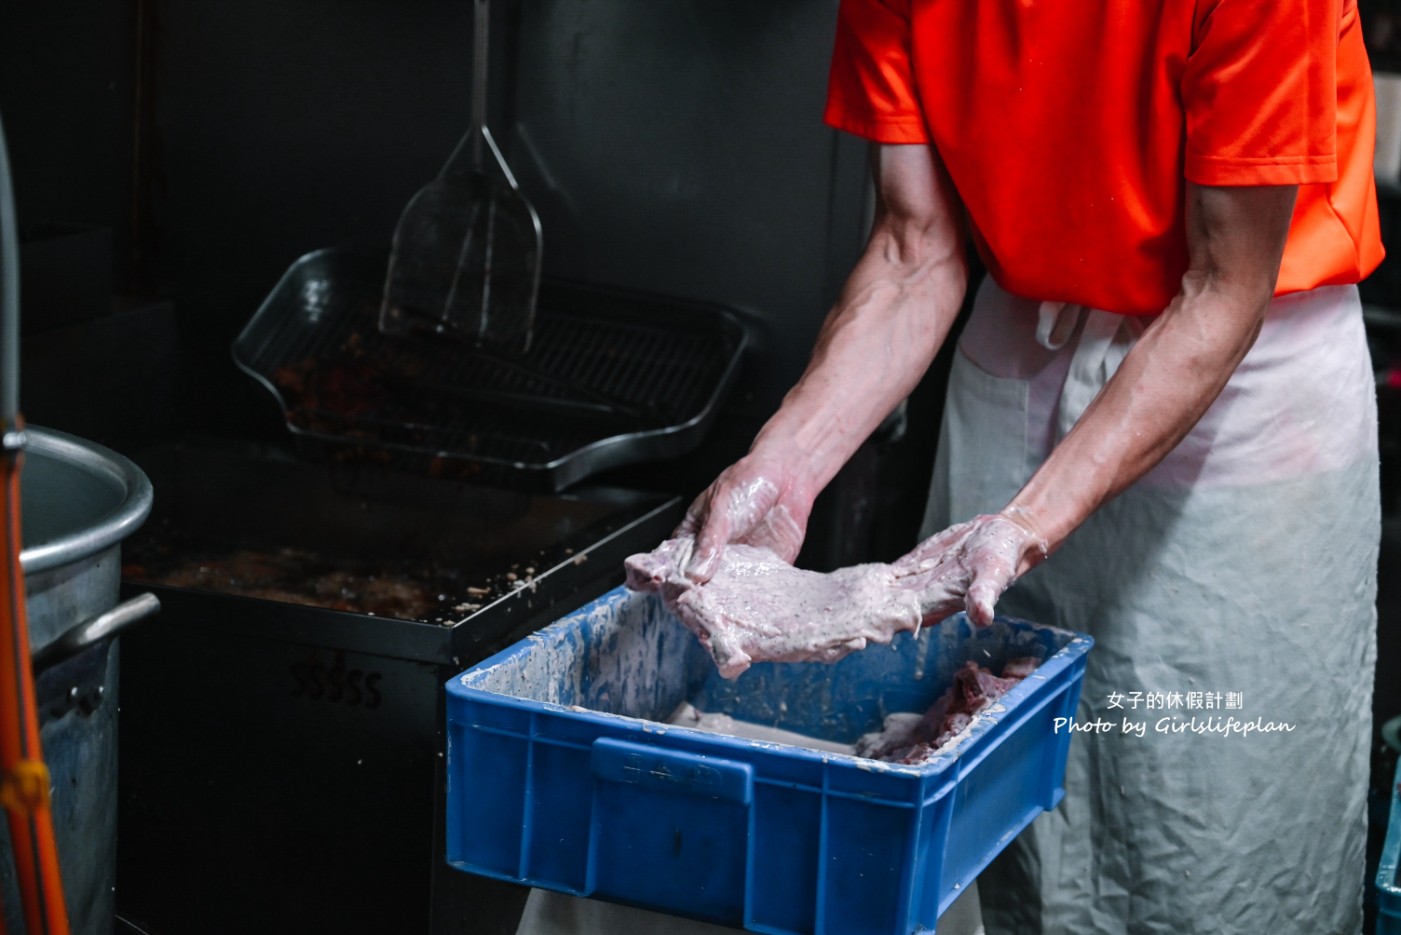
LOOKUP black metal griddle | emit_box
[115,439,683,934]
[233,249,748,491]
[119,438,679,662]
[117,249,743,932]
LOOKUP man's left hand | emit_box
[892,511,1048,627]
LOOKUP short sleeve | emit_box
[1182,0,1341,186]
[823,0,929,144]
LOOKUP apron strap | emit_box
[1036,302,1146,441]
[1035,300,1078,349]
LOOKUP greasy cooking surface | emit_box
[233,249,748,491]
[123,540,446,618]
[122,533,573,623]
[121,440,671,624]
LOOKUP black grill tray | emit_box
[233,249,747,491]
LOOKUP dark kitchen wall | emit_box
[2,0,937,562]
[0,1,179,453]
[0,1,134,288]
[143,0,870,441]
[148,0,479,324]
[145,0,488,439]
[504,1,871,410]
[144,0,913,561]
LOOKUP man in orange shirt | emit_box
[681,1,1382,932]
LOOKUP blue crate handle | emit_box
[591,737,754,805]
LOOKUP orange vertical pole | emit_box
[0,102,70,934]
[0,426,70,935]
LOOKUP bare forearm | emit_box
[1007,281,1264,550]
[752,230,965,491]
[676,144,968,579]
[749,144,968,496]
[1006,183,1296,556]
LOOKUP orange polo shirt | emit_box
[824,0,1384,316]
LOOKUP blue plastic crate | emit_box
[1380,760,1401,935]
[445,585,1093,935]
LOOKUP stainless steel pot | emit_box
[21,427,155,654]
[0,426,156,935]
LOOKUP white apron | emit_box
[515,861,985,934]
[924,277,1380,935]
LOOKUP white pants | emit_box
[925,278,1379,935]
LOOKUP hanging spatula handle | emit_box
[469,0,489,172]
[441,0,491,180]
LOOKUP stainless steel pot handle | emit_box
[32,592,161,670]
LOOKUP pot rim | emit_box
[18,426,154,575]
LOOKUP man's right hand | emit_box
[673,452,815,583]
[675,143,970,584]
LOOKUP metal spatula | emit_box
[380,0,542,353]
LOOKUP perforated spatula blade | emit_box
[379,0,541,353]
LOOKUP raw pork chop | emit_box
[856,657,1040,763]
[625,537,922,679]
